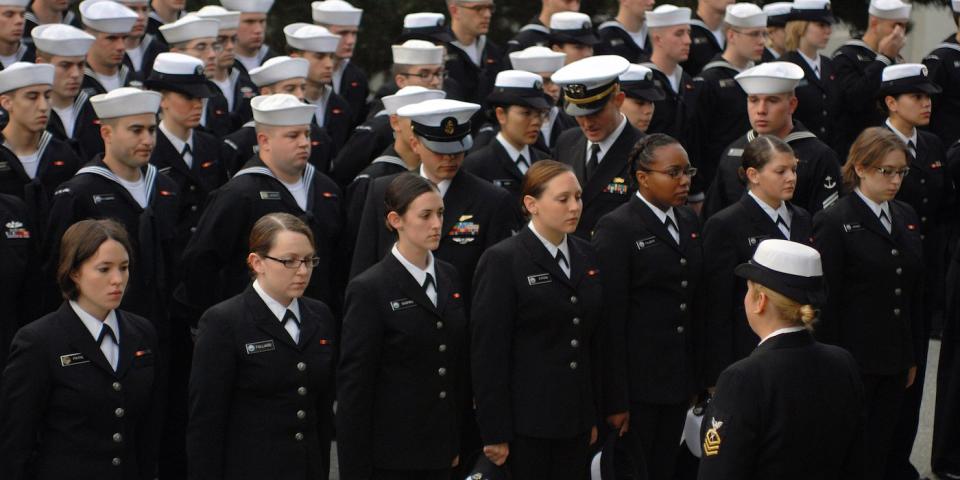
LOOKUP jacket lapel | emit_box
[741,194,787,240]
[851,193,896,244]
[492,141,525,181]
[519,227,574,290]
[244,286,299,350]
[60,303,116,376]
[154,133,197,182]
[582,124,635,204]
[631,195,681,253]
[115,310,143,378]
[386,254,441,317]
[295,299,319,351]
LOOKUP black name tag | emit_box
[527,273,551,286]
[259,191,281,200]
[842,223,863,233]
[245,340,275,355]
[390,298,416,311]
[635,236,657,250]
[60,352,89,367]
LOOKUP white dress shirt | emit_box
[748,190,792,238]
[637,190,679,243]
[495,133,532,175]
[392,244,438,306]
[584,114,629,165]
[528,221,571,277]
[70,300,120,370]
[252,279,302,343]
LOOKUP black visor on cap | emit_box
[145,70,218,99]
[788,8,836,24]
[622,81,665,102]
[878,76,943,98]
[488,85,553,111]
[550,28,600,46]
[398,27,454,45]
[734,260,827,306]
[767,14,790,27]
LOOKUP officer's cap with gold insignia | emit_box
[646,4,691,28]
[735,239,826,305]
[160,15,219,44]
[509,46,566,75]
[763,2,793,27]
[397,99,481,154]
[869,0,911,21]
[194,6,240,30]
[549,12,599,46]
[790,0,835,24]
[249,56,309,87]
[488,70,553,111]
[725,3,767,29]
[392,40,445,66]
[219,0,273,14]
[735,61,804,95]
[399,13,453,44]
[32,24,96,57]
[79,0,139,34]
[284,23,340,53]
[0,63,53,94]
[90,87,162,119]
[251,94,316,127]
[311,0,362,27]
[879,63,941,98]
[382,86,445,115]
[145,52,219,99]
[620,64,665,102]
[552,55,630,116]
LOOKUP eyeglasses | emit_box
[731,29,769,40]
[189,42,224,54]
[642,166,698,179]
[873,166,910,178]
[263,255,320,269]
[457,3,496,14]
[399,70,448,81]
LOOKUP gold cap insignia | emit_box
[442,117,456,136]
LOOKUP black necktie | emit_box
[586,143,601,181]
[516,153,528,172]
[555,249,568,272]
[181,143,191,158]
[423,273,435,293]
[282,309,300,327]
[776,215,790,238]
[97,324,117,345]
[907,140,916,157]
[879,210,892,233]
[664,215,679,243]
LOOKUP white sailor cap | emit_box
[0,0,28,7]
[879,63,941,97]
[404,12,444,29]
[392,39,444,65]
[869,0,911,20]
[115,0,149,5]
[725,3,767,29]
[382,86,446,115]
[0,63,53,94]
[249,56,309,87]
[509,46,566,74]
[219,0,272,14]
[735,239,826,305]
[397,98,481,154]
[311,0,362,27]
[79,0,139,33]
[251,94,316,126]
[194,6,240,30]
[790,0,836,24]
[90,87,162,118]
[552,55,630,116]
[160,15,219,44]
[145,52,219,98]
[284,23,340,53]
[954,1,960,13]
[620,64,665,102]
[489,70,553,110]
[646,5,691,28]
[549,12,599,46]
[763,2,794,26]
[735,61,804,94]
[32,24,96,57]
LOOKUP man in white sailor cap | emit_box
[161,14,235,138]
[44,86,180,330]
[79,0,140,94]
[551,55,641,238]
[596,0,655,63]
[23,0,79,46]
[176,93,343,360]
[331,38,449,186]
[703,61,840,220]
[147,0,185,38]
[761,2,792,61]
[116,0,163,78]
[922,1,960,148]
[284,22,352,151]
[0,62,81,231]
[33,24,105,161]
[618,63,664,133]
[222,55,336,176]
[221,0,276,74]
[833,0,911,156]
[343,86,446,261]
[505,0,580,55]
[509,45,577,151]
[0,0,35,70]
[685,0,735,76]
[548,12,598,65]
[693,3,767,198]
[195,5,258,129]
[644,5,697,152]
[398,12,455,44]
[465,69,553,203]
[445,0,506,111]
[312,0,368,126]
